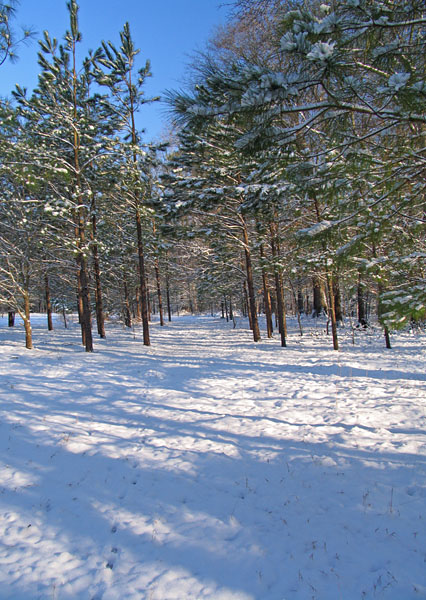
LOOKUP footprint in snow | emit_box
[106,546,120,569]
[144,369,166,380]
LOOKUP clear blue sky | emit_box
[1,0,229,140]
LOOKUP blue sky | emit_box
[1,0,229,140]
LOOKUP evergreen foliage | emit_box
[0,0,424,350]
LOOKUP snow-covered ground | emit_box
[0,313,425,600]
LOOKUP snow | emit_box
[387,73,411,92]
[0,313,425,600]
[306,42,335,62]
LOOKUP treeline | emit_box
[163,0,426,350]
[0,0,425,351]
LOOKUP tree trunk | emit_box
[135,286,142,321]
[8,311,15,327]
[91,208,106,338]
[384,325,392,349]
[76,270,83,326]
[135,207,150,346]
[71,31,92,353]
[377,282,392,349]
[154,258,165,326]
[243,281,251,326]
[22,271,32,349]
[147,276,152,321]
[187,279,196,314]
[325,271,339,351]
[312,277,326,317]
[44,273,53,331]
[242,223,261,342]
[289,280,303,336]
[297,288,304,315]
[166,274,172,322]
[62,306,68,329]
[373,242,391,349]
[357,271,368,327]
[23,292,33,350]
[77,252,93,352]
[269,223,286,347]
[333,276,343,324]
[229,297,234,321]
[260,243,273,338]
[123,275,132,328]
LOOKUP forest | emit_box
[1,2,426,599]
[0,0,425,352]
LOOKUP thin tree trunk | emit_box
[22,270,32,349]
[91,206,106,338]
[77,253,93,352]
[312,192,338,350]
[289,279,303,336]
[312,276,326,317]
[377,282,392,349]
[373,243,391,349]
[333,276,343,324]
[154,258,165,326]
[123,275,132,328]
[72,31,92,352]
[243,281,251,327]
[187,279,196,314]
[384,325,392,349]
[242,223,261,342]
[147,275,151,321]
[297,288,304,315]
[269,223,286,347]
[76,270,83,326]
[8,311,15,327]
[44,273,53,331]
[23,292,32,349]
[166,274,172,322]
[325,270,339,351]
[75,215,93,351]
[135,207,150,346]
[62,306,68,329]
[357,271,368,327]
[127,55,149,345]
[260,243,273,338]
[135,286,142,321]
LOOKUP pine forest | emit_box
[0,1,425,598]
[1,0,424,351]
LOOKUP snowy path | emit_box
[0,315,425,599]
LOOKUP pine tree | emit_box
[11,1,117,351]
[95,22,159,346]
[0,0,34,67]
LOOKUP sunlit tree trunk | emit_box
[269,222,286,347]
[135,207,150,345]
[91,202,106,338]
[165,273,172,322]
[325,270,339,351]
[242,220,261,342]
[259,242,273,338]
[154,257,165,326]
